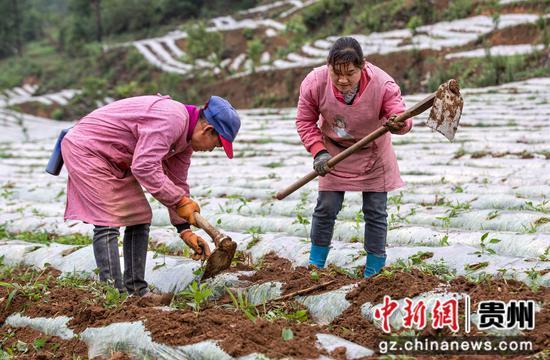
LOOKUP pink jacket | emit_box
[62,95,192,227]
[296,63,412,192]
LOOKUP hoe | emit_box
[276,79,464,201]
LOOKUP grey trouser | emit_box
[92,223,150,295]
[310,191,388,256]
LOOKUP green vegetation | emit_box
[245,226,263,250]
[175,280,214,313]
[225,287,258,321]
[427,52,550,92]
[185,22,223,66]
[0,0,546,113]
[472,232,501,256]
[0,268,51,309]
[380,251,457,281]
[0,225,91,245]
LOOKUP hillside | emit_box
[1,0,548,117]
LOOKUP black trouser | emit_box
[92,223,150,295]
[310,191,388,256]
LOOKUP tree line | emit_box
[0,0,256,58]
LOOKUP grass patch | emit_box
[0,225,91,245]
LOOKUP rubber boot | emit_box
[364,253,386,278]
[309,244,330,269]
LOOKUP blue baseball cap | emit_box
[203,96,241,159]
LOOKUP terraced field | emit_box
[124,3,548,77]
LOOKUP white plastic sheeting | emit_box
[297,285,355,324]
[6,315,376,359]
[5,314,75,340]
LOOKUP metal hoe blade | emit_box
[426,79,464,142]
[201,236,237,280]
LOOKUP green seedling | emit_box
[524,268,542,292]
[539,247,549,262]
[177,281,213,314]
[218,203,233,214]
[245,226,263,250]
[32,338,46,351]
[292,214,310,240]
[263,161,284,168]
[388,192,403,207]
[486,210,499,220]
[522,222,538,234]
[264,306,309,323]
[0,268,50,309]
[281,328,294,341]
[225,287,258,321]
[496,268,509,284]
[453,146,466,159]
[439,234,449,246]
[409,251,433,265]
[387,255,455,281]
[150,243,173,256]
[57,271,91,288]
[353,209,363,236]
[103,285,128,309]
[464,262,489,272]
[466,271,493,284]
[309,270,319,282]
[472,232,501,256]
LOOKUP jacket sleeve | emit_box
[163,147,192,226]
[131,117,184,208]
[296,72,326,157]
[381,81,412,135]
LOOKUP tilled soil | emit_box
[1,325,88,360]
[1,254,548,359]
[238,253,358,295]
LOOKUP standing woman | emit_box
[295,36,412,277]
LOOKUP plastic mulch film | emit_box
[79,321,163,359]
[55,245,98,273]
[248,235,364,269]
[296,285,355,324]
[23,242,79,268]
[0,241,42,266]
[142,254,201,293]
[240,281,283,305]
[5,314,379,360]
[6,314,76,340]
[154,340,233,360]
[80,321,235,360]
[205,271,255,300]
[237,353,271,360]
[362,291,465,331]
[316,333,374,359]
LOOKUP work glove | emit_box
[176,196,200,227]
[384,114,406,134]
[313,150,332,176]
[180,229,211,261]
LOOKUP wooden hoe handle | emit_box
[275,93,436,200]
[194,212,224,246]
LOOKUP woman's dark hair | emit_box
[327,37,365,73]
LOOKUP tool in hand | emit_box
[193,212,237,280]
[275,79,464,200]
